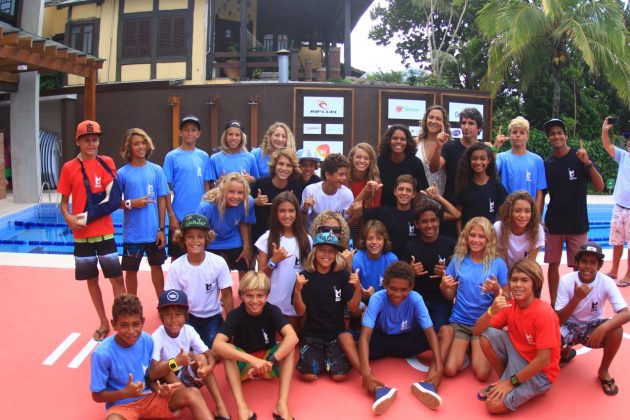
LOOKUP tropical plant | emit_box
[477,0,630,118]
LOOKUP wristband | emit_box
[168,211,175,217]
[585,162,594,170]
[267,354,279,366]
[487,307,493,317]
[158,227,165,232]
[489,145,497,153]
[168,358,179,372]
[267,259,278,270]
[124,199,132,210]
[510,374,521,387]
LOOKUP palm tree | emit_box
[477,0,629,118]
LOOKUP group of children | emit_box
[56,114,630,419]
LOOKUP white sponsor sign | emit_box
[303,124,322,135]
[303,97,344,118]
[448,102,484,123]
[388,99,426,120]
[303,140,345,160]
[326,124,344,135]
[409,126,420,137]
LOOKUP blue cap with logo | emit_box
[158,289,189,309]
[297,148,321,162]
[312,232,344,251]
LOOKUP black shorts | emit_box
[297,335,351,376]
[211,247,250,272]
[167,227,186,259]
[121,242,167,271]
[74,236,122,280]
[369,325,429,360]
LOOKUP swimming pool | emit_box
[0,202,616,255]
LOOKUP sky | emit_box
[349,0,406,74]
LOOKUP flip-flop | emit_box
[607,273,617,280]
[476,385,494,401]
[616,280,630,287]
[214,416,231,420]
[272,413,295,420]
[600,377,619,396]
[560,348,577,366]
[93,328,109,341]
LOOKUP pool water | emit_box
[0,203,616,255]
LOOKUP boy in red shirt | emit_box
[58,120,125,341]
[473,259,560,414]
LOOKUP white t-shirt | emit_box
[301,181,354,229]
[255,231,312,316]
[493,221,545,268]
[555,271,628,322]
[165,252,233,318]
[151,324,209,362]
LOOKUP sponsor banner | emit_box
[303,140,344,160]
[304,97,344,118]
[303,123,322,135]
[326,124,344,135]
[388,99,426,120]
[409,125,420,137]
[448,102,484,122]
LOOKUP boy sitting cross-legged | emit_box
[359,261,444,415]
[213,272,299,420]
[149,289,230,419]
[555,242,630,395]
[90,293,213,419]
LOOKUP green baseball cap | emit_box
[180,213,210,231]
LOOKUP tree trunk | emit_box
[552,64,561,118]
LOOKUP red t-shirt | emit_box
[349,178,381,208]
[490,298,561,383]
[57,155,116,239]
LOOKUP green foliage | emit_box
[366,70,406,84]
[39,72,64,90]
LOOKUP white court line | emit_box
[43,332,81,366]
[68,339,100,369]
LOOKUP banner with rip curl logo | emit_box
[303,97,344,118]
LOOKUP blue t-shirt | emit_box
[117,162,169,243]
[613,146,630,208]
[90,332,154,409]
[163,148,211,221]
[352,250,398,292]
[362,290,433,335]
[252,147,271,177]
[446,255,508,325]
[197,196,256,249]
[209,151,259,181]
[496,150,547,198]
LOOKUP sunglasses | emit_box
[317,225,342,234]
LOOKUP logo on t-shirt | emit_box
[408,223,416,237]
[591,301,599,312]
[401,319,409,331]
[524,331,535,345]
[568,168,577,181]
[294,256,302,267]
[489,199,495,213]
[379,276,384,287]
[94,175,102,188]
[334,286,342,302]
[262,329,270,344]
[147,183,154,196]
[205,283,214,293]
[197,166,202,177]
[525,170,532,183]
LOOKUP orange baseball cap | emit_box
[76,120,102,140]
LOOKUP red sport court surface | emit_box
[2,259,630,420]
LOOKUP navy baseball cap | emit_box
[224,119,243,131]
[575,242,605,261]
[158,289,189,309]
[180,115,201,130]
[543,118,566,136]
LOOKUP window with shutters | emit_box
[67,20,98,55]
[157,16,186,57]
[121,17,151,59]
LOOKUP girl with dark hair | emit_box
[455,142,507,231]
[377,124,428,206]
[255,191,312,331]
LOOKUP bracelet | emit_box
[585,162,594,170]
[267,259,278,270]
[489,145,497,153]
[267,354,279,366]
[158,227,165,232]
[168,211,175,217]
[487,307,493,317]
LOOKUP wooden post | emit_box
[343,0,351,78]
[169,96,181,149]
[239,0,247,80]
[249,97,259,148]
[208,96,219,151]
[0,132,6,199]
[84,68,96,120]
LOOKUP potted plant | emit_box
[224,42,240,79]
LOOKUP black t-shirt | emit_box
[402,235,456,302]
[251,176,301,242]
[219,302,289,353]
[544,148,591,234]
[455,178,508,226]
[364,206,416,259]
[300,270,354,341]
[441,140,468,202]
[377,155,429,206]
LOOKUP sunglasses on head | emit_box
[317,225,342,234]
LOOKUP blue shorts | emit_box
[121,242,167,271]
[187,313,223,348]
[297,335,350,376]
[73,236,122,280]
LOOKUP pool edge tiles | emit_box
[0,252,75,268]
